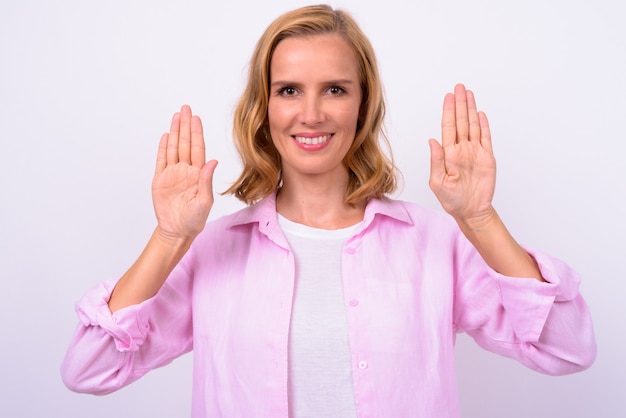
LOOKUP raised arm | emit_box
[108,105,218,312]
[428,84,543,281]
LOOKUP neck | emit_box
[276,172,365,230]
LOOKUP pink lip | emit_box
[291,133,334,151]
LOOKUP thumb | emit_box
[198,160,218,206]
[428,139,446,187]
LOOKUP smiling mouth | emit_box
[293,134,333,145]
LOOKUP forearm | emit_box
[456,208,544,282]
[108,228,194,312]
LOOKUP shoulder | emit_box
[360,198,465,258]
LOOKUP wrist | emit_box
[454,206,498,233]
[153,226,196,250]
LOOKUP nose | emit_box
[298,95,325,126]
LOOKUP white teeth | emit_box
[294,135,331,145]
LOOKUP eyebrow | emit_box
[270,79,356,89]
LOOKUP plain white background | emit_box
[1,0,624,416]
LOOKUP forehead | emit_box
[270,34,359,81]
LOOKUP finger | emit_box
[178,105,192,164]
[454,83,469,142]
[466,90,481,142]
[167,112,181,165]
[441,93,456,148]
[478,111,493,153]
[155,133,168,175]
[190,115,206,168]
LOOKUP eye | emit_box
[277,86,298,96]
[327,86,346,95]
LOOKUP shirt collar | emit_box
[224,193,286,249]
[362,196,413,226]
[226,191,413,233]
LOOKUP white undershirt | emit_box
[278,214,359,418]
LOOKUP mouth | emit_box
[293,134,333,145]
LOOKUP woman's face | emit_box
[267,34,361,183]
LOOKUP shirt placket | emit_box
[342,233,375,417]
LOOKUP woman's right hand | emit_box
[152,105,218,243]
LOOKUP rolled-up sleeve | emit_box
[61,257,194,395]
[74,280,155,352]
[455,242,596,376]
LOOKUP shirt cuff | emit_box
[495,247,582,342]
[75,280,155,352]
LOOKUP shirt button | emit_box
[349,299,359,307]
[345,247,355,254]
[358,360,368,370]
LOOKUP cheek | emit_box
[267,100,293,130]
[267,101,278,129]
[338,105,360,132]
[267,104,287,151]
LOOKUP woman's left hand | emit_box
[428,84,497,230]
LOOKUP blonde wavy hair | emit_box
[224,4,397,205]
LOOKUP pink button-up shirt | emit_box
[61,194,596,417]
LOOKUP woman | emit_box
[62,5,596,417]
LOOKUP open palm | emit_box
[429,84,497,228]
[152,105,218,241]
